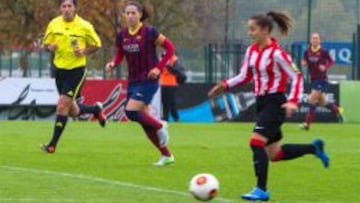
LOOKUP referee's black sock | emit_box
[49,115,68,147]
[280,144,315,160]
[250,139,268,191]
[78,103,99,115]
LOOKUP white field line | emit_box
[0,198,78,202]
[0,165,232,203]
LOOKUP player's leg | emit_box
[241,132,270,201]
[76,101,107,127]
[300,89,320,130]
[267,136,329,168]
[126,99,173,165]
[319,92,343,123]
[125,82,169,146]
[242,97,283,201]
[42,68,87,153]
[41,94,72,153]
[140,108,174,166]
[71,70,106,127]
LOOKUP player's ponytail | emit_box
[250,11,292,36]
[266,11,292,36]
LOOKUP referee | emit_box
[41,0,105,153]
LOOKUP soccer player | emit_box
[41,0,106,153]
[299,32,343,130]
[208,11,330,201]
[105,1,175,166]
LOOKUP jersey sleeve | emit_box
[150,27,160,43]
[85,23,102,47]
[113,32,124,65]
[43,21,54,45]
[224,47,253,90]
[323,49,334,69]
[275,50,304,105]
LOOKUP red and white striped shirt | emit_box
[225,38,303,105]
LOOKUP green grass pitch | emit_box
[0,121,359,203]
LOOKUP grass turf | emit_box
[0,121,359,203]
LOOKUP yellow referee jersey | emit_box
[43,15,101,70]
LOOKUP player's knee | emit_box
[249,137,266,148]
[56,99,71,114]
[268,149,283,162]
[125,110,140,121]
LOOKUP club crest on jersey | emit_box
[136,35,142,41]
[123,43,140,53]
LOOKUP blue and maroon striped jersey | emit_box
[116,24,160,83]
[303,47,334,81]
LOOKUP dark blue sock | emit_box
[49,115,68,147]
[78,103,100,115]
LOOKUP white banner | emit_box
[0,77,58,105]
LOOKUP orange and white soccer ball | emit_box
[189,173,219,201]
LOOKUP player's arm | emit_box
[155,33,175,72]
[43,22,58,53]
[147,33,175,79]
[208,48,252,97]
[275,50,304,117]
[105,34,124,72]
[323,49,334,70]
[301,50,308,67]
[75,24,102,57]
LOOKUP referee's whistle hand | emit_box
[47,44,58,52]
[74,47,84,57]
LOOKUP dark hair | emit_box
[125,1,151,22]
[59,0,77,7]
[250,11,292,36]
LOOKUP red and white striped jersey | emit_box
[224,38,303,104]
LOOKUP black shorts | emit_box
[253,93,286,145]
[55,67,86,99]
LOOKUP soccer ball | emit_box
[189,173,219,201]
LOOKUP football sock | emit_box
[126,110,162,130]
[305,104,316,125]
[250,139,268,191]
[142,125,171,156]
[274,144,315,161]
[49,115,68,147]
[78,103,99,115]
[326,103,340,115]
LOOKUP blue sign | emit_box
[293,41,353,65]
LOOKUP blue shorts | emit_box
[127,81,159,105]
[311,80,329,92]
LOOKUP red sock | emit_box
[326,103,339,115]
[142,125,171,156]
[305,105,316,126]
[139,111,162,130]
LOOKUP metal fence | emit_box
[1,0,359,83]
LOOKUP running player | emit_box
[105,1,175,166]
[208,11,330,201]
[41,0,106,153]
[299,32,343,130]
